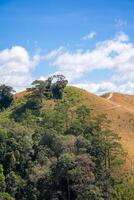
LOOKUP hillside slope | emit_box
[16,87,134,170]
[1,86,134,199]
[101,92,134,170]
[64,87,134,170]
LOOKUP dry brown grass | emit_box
[64,87,134,170]
[15,90,30,100]
[101,93,134,170]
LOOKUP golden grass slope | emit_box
[64,87,134,170]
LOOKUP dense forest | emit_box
[0,75,134,200]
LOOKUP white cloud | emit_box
[45,32,134,94]
[44,46,64,60]
[74,81,134,95]
[82,31,96,41]
[1,32,134,95]
[116,31,129,42]
[74,82,116,95]
[0,46,40,91]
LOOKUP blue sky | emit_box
[0,0,134,94]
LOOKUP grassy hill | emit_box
[1,85,134,199]
[64,87,134,170]
[16,86,134,170]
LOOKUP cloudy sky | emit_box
[0,0,134,94]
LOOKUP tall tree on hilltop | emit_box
[51,75,68,99]
[27,74,68,101]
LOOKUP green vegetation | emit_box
[0,85,14,111]
[0,75,133,200]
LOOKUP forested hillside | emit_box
[0,75,134,200]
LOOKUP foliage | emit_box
[0,192,15,200]
[0,76,133,200]
[0,165,6,192]
[112,172,134,200]
[27,74,68,100]
[0,85,14,111]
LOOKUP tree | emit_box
[68,154,103,200]
[0,85,14,111]
[0,165,6,193]
[88,126,124,199]
[112,172,134,200]
[6,171,24,198]
[76,105,91,122]
[28,79,52,100]
[51,75,68,99]
[0,192,15,200]
[27,75,68,101]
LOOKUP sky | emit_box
[0,0,134,94]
